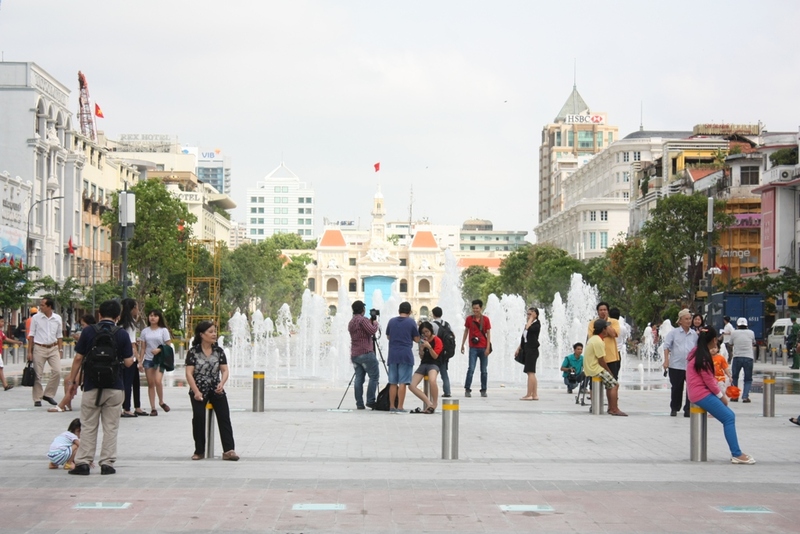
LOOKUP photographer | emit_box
[560,342,585,394]
[347,301,380,410]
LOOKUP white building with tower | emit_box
[246,163,315,243]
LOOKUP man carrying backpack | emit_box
[431,307,456,398]
[66,300,134,475]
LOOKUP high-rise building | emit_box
[246,163,315,243]
[182,146,231,194]
[538,85,618,224]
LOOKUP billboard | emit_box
[565,114,605,125]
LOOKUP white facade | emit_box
[228,221,250,250]
[246,163,315,242]
[183,146,231,195]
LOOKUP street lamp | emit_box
[26,195,64,276]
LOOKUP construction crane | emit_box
[77,71,96,141]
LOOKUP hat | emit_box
[737,317,748,327]
[593,319,608,335]
[29,307,38,314]
[677,309,692,321]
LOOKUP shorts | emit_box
[0,354,4,368]
[142,359,158,370]
[388,363,413,385]
[607,360,621,380]
[414,363,440,377]
[594,369,618,390]
[47,446,72,466]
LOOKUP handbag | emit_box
[21,361,36,387]
[514,351,525,365]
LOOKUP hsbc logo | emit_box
[565,114,605,125]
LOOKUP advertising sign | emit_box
[565,114,605,125]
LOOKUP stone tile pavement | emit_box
[0,364,799,533]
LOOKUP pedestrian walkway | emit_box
[0,374,798,532]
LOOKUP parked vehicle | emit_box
[767,318,793,352]
[707,292,765,341]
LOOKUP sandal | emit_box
[134,410,148,416]
[790,417,800,427]
[47,406,64,413]
[160,403,170,412]
[424,406,436,414]
[150,410,158,416]
[410,407,424,413]
[121,412,137,418]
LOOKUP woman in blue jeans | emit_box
[686,327,755,464]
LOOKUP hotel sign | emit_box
[565,114,605,125]
[693,124,760,136]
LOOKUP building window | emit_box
[419,279,431,293]
[348,278,357,292]
[274,218,281,224]
[298,219,304,225]
[623,152,630,163]
[275,208,281,214]
[326,278,338,292]
[298,208,304,214]
[274,186,281,193]
[258,229,264,235]
[281,218,288,224]
[258,208,264,213]
[250,229,257,235]
[274,197,281,203]
[282,208,288,214]
[600,231,608,249]
[616,153,620,163]
[308,278,316,291]
[305,219,312,225]
[305,229,312,235]
[420,306,429,318]
[484,246,490,250]
[250,196,257,203]
[590,211,596,222]
[596,131,603,148]
[305,197,312,203]
[469,246,475,250]
[578,131,594,149]
[741,166,759,186]
[590,232,597,249]
[250,218,257,224]
[600,211,608,221]
[568,131,574,147]
[623,172,630,182]
[623,191,630,200]
[250,208,257,213]
[349,258,356,266]
[399,279,408,292]
[607,132,614,144]
[282,186,289,193]
[299,197,305,203]
[399,259,407,266]
[616,172,620,183]
[633,151,641,161]
[555,131,562,146]
[470,236,475,241]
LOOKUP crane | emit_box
[77,71,96,141]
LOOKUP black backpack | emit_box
[434,320,456,361]
[82,323,122,401]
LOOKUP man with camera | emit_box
[461,299,492,398]
[347,301,380,410]
[560,342,584,394]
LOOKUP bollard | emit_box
[689,404,707,462]
[205,402,215,459]
[441,399,459,459]
[782,348,788,366]
[770,348,777,365]
[252,371,265,412]
[763,376,775,417]
[591,376,604,415]
[758,346,765,362]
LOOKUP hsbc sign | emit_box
[565,114,605,125]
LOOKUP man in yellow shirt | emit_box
[584,319,627,416]
[588,302,621,379]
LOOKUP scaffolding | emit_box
[77,71,96,141]
[186,239,221,333]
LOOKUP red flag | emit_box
[18,258,23,270]
[95,103,104,118]
[68,237,75,254]
[0,256,6,265]
[374,162,380,172]
[9,257,14,268]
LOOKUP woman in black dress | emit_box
[514,307,541,400]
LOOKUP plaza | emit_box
[0,357,798,534]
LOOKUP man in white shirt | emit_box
[730,317,756,403]
[721,316,735,363]
[27,297,63,407]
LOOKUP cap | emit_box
[593,319,609,334]
[737,317,748,327]
[29,307,38,314]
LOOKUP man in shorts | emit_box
[584,319,627,416]
[385,302,419,413]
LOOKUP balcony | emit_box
[761,165,797,185]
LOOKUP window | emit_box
[623,192,630,200]
[306,197,312,203]
[305,229,312,235]
[306,208,312,214]
[623,171,630,182]
[633,151,641,162]
[418,279,431,293]
[275,208,281,214]
[308,279,316,291]
[326,278,338,292]
[600,211,608,221]
[399,279,408,292]
[282,186,288,193]
[600,232,608,249]
[250,207,257,213]
[348,278,357,292]
[258,229,264,235]
[590,211,596,221]
[578,131,594,149]
[596,131,603,148]
[258,197,264,203]
[399,259,407,266]
[274,186,281,193]
[281,218,288,224]
[274,218,281,224]
[250,196,257,203]
[616,172,620,183]
[623,152,630,162]
[275,197,282,203]
[250,229,257,235]
[258,208,264,213]
[470,236,475,241]
[741,166,759,186]
[469,246,475,250]
[349,258,356,266]
[589,232,597,249]
[568,131,574,147]
[258,218,264,224]
[555,131,562,146]
[282,208,288,214]
[250,218,257,224]
[484,246,490,250]
[616,153,620,163]
[299,197,305,203]
[298,208,304,214]
[607,132,614,144]
[282,197,288,203]
[420,306,429,318]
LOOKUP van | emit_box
[767,318,794,352]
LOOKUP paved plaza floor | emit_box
[0,360,799,533]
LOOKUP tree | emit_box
[37,276,84,327]
[770,147,798,167]
[526,244,585,307]
[460,266,496,304]
[270,233,317,250]
[0,264,38,316]
[103,179,196,315]
[641,194,733,308]
[79,281,121,312]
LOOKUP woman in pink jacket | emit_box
[687,327,755,464]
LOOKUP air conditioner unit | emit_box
[781,170,790,179]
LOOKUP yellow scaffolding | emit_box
[186,239,221,333]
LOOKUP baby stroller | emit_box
[574,373,590,406]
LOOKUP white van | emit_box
[767,318,794,352]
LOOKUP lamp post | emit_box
[118,188,136,299]
[26,195,64,277]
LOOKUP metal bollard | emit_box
[782,348,788,366]
[758,346,765,362]
[591,376,604,415]
[252,371,265,412]
[205,402,215,459]
[441,399,459,459]
[763,376,775,417]
[771,348,777,365]
[689,404,707,462]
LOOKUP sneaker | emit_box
[670,411,677,417]
[465,390,472,398]
[366,402,377,410]
[42,396,58,406]
[34,401,42,407]
[100,465,116,475]
[442,394,451,398]
[68,464,90,476]
[567,388,573,394]
[742,398,751,403]
[356,405,366,410]
[480,391,487,398]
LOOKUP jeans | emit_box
[563,373,584,391]
[352,352,379,407]
[668,368,690,414]
[439,359,451,396]
[190,390,235,455]
[464,348,488,392]
[122,362,142,412]
[731,357,753,399]
[693,394,742,457]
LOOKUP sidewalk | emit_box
[1,372,799,533]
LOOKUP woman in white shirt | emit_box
[139,309,172,416]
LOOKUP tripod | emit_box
[337,329,388,410]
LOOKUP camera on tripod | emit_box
[369,308,380,321]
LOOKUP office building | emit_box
[246,163,315,243]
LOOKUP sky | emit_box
[2,0,799,238]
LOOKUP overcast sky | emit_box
[2,1,799,238]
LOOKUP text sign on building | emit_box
[692,124,760,136]
[733,214,761,227]
[565,114,605,125]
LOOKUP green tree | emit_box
[769,147,798,167]
[641,194,733,308]
[103,179,196,314]
[37,276,84,327]
[0,264,38,316]
[497,245,533,301]
[460,265,496,304]
[79,280,121,312]
[270,233,317,250]
[526,244,585,307]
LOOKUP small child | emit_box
[47,418,81,470]
[712,346,731,391]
